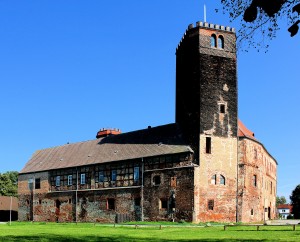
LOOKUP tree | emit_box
[276,196,287,206]
[0,171,18,197]
[220,0,300,50]
[290,184,300,219]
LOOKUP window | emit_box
[55,176,61,187]
[153,175,161,186]
[134,198,141,206]
[107,198,115,210]
[220,175,225,185]
[80,173,86,185]
[282,209,286,212]
[67,175,72,186]
[206,137,211,154]
[218,35,224,49]
[270,182,273,194]
[251,209,254,215]
[170,176,177,187]
[35,178,41,189]
[253,175,257,187]
[208,200,214,210]
[254,149,257,159]
[28,178,33,190]
[160,199,168,210]
[134,166,139,182]
[111,170,117,182]
[99,171,104,182]
[211,34,217,48]
[220,104,225,113]
[211,174,216,185]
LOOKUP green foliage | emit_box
[276,195,287,206]
[0,171,18,197]
[220,0,300,50]
[290,184,300,219]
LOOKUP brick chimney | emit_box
[96,128,121,139]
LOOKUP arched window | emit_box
[220,175,225,185]
[211,174,216,185]
[218,35,224,49]
[210,34,217,48]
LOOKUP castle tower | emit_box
[176,22,238,222]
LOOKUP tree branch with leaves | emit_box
[220,0,300,50]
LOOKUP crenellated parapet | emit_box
[177,22,235,51]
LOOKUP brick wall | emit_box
[238,138,277,222]
[143,166,195,222]
[195,136,238,222]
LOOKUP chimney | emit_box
[96,128,121,139]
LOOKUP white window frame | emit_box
[99,171,104,182]
[67,175,72,186]
[55,176,60,187]
[28,178,34,190]
[111,170,117,182]
[134,167,139,182]
[80,173,86,185]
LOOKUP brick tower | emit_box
[176,22,238,222]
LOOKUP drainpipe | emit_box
[75,167,78,223]
[32,172,35,221]
[141,158,144,221]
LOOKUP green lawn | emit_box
[0,222,299,241]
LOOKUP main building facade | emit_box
[18,22,277,223]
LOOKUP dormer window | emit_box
[210,34,217,48]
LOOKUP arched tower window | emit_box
[220,175,225,185]
[210,34,217,48]
[218,35,224,49]
[211,174,216,185]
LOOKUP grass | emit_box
[0,222,299,241]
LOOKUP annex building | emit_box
[18,22,277,223]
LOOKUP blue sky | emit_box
[0,1,299,201]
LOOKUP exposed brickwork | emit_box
[238,138,277,222]
[143,166,195,221]
[196,136,238,222]
[18,153,196,223]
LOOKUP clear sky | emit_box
[0,1,299,201]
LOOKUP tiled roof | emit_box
[277,204,293,210]
[0,196,18,211]
[20,123,193,174]
[238,120,256,140]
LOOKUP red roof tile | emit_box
[238,120,256,140]
[277,204,293,210]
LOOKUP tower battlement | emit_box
[177,22,235,51]
[190,22,235,32]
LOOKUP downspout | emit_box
[75,167,78,223]
[141,158,144,221]
[32,172,35,221]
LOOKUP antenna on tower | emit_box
[204,4,207,22]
